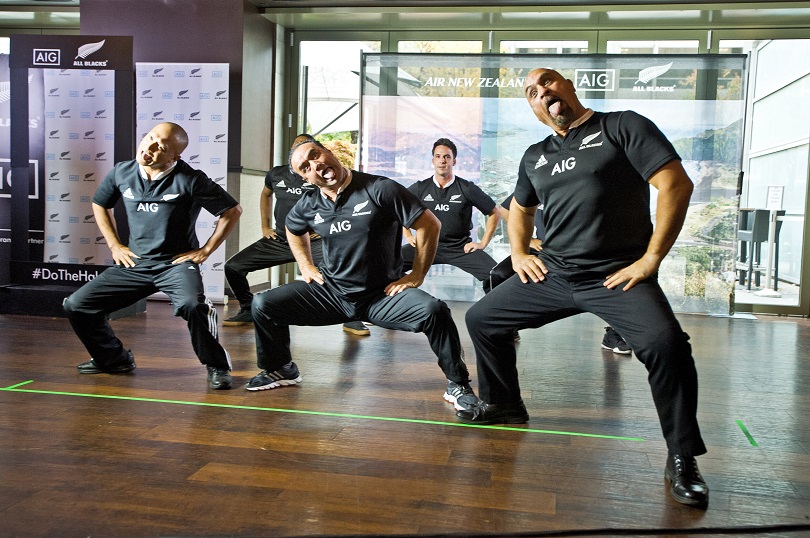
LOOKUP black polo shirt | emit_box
[93,159,238,263]
[513,110,681,279]
[264,165,316,238]
[286,171,426,299]
[407,176,496,249]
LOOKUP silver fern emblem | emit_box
[76,40,106,60]
[636,62,673,84]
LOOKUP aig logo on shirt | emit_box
[330,220,351,234]
[137,202,159,212]
[551,157,576,176]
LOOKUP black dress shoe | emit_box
[207,366,232,390]
[77,351,136,374]
[665,453,709,508]
[456,400,529,425]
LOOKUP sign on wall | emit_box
[360,53,748,314]
[5,35,133,289]
[136,62,230,303]
[42,67,116,265]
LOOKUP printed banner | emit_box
[4,35,133,288]
[136,62,230,302]
[0,53,46,283]
[360,53,748,314]
[42,68,116,265]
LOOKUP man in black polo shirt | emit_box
[63,122,242,390]
[222,134,370,336]
[459,68,708,508]
[245,138,477,413]
[402,138,500,293]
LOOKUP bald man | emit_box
[64,122,242,390]
[459,69,708,508]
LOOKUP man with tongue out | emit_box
[63,122,242,390]
[459,68,709,508]
[244,137,478,413]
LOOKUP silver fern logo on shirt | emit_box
[579,131,603,150]
[449,194,462,203]
[352,200,372,216]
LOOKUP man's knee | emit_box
[465,298,491,331]
[634,325,692,364]
[62,294,77,316]
[175,296,206,318]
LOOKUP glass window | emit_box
[605,40,699,54]
[0,38,8,54]
[754,39,810,98]
[750,75,810,153]
[717,39,757,55]
[299,40,381,167]
[397,41,482,54]
[499,40,588,54]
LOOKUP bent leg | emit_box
[63,265,155,364]
[466,273,579,403]
[576,278,706,457]
[252,281,348,371]
[364,288,469,384]
[224,237,297,310]
[157,262,230,369]
[488,256,515,291]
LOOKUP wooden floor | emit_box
[1,299,810,538]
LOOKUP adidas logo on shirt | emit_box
[276,180,286,188]
[534,155,548,169]
[123,188,135,199]
[424,194,434,202]
[314,212,324,224]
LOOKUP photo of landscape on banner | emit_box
[360,53,747,315]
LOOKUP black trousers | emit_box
[251,281,470,384]
[402,243,497,292]
[465,272,706,457]
[63,262,231,369]
[224,235,324,310]
[488,250,542,291]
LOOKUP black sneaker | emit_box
[207,366,232,390]
[223,308,253,326]
[444,380,479,411]
[665,454,709,508]
[456,400,529,425]
[342,321,370,336]
[245,362,302,391]
[77,350,136,374]
[601,326,631,355]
